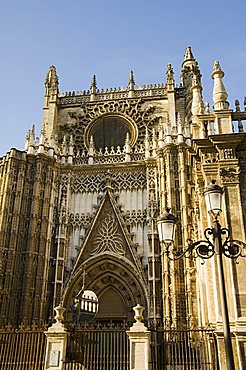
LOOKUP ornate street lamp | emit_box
[157,180,246,370]
[157,207,176,245]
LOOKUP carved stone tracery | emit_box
[91,210,125,256]
[70,168,147,193]
[59,99,158,152]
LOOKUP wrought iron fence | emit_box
[64,322,130,370]
[0,323,47,370]
[150,328,218,370]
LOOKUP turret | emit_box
[211,61,229,110]
[180,46,201,89]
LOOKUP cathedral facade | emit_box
[0,47,246,365]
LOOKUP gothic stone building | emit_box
[0,47,246,365]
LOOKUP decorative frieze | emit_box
[70,168,147,193]
[220,167,240,184]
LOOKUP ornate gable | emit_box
[72,188,145,280]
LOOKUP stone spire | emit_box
[181,46,201,89]
[166,64,174,90]
[42,66,59,143]
[90,75,97,101]
[128,70,135,98]
[45,65,59,97]
[190,73,203,116]
[211,61,229,110]
[183,46,195,63]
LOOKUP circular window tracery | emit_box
[86,115,137,150]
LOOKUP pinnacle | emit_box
[91,74,97,88]
[213,60,222,72]
[184,46,195,61]
[129,70,135,86]
[211,60,225,78]
[46,65,58,85]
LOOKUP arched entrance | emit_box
[62,253,148,323]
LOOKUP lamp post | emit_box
[157,180,246,370]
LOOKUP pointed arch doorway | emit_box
[62,254,148,323]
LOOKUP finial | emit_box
[91,75,97,89]
[166,64,174,89]
[128,70,135,97]
[184,46,195,62]
[212,61,224,75]
[235,99,240,112]
[129,70,135,87]
[211,60,229,110]
[205,101,210,114]
[45,65,58,85]
[198,102,204,114]
[133,304,145,324]
[90,75,97,101]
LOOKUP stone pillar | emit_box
[127,304,151,370]
[44,305,68,370]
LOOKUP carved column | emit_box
[146,159,161,325]
[53,172,69,310]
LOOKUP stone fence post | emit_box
[44,305,68,370]
[127,304,151,370]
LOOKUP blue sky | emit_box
[1,0,246,155]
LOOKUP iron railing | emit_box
[150,328,218,370]
[0,323,47,370]
[64,322,130,370]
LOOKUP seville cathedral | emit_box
[0,46,246,368]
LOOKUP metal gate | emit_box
[0,324,47,370]
[64,322,130,370]
[150,328,218,370]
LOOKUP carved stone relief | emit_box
[220,167,240,183]
[70,168,147,193]
[58,99,159,151]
